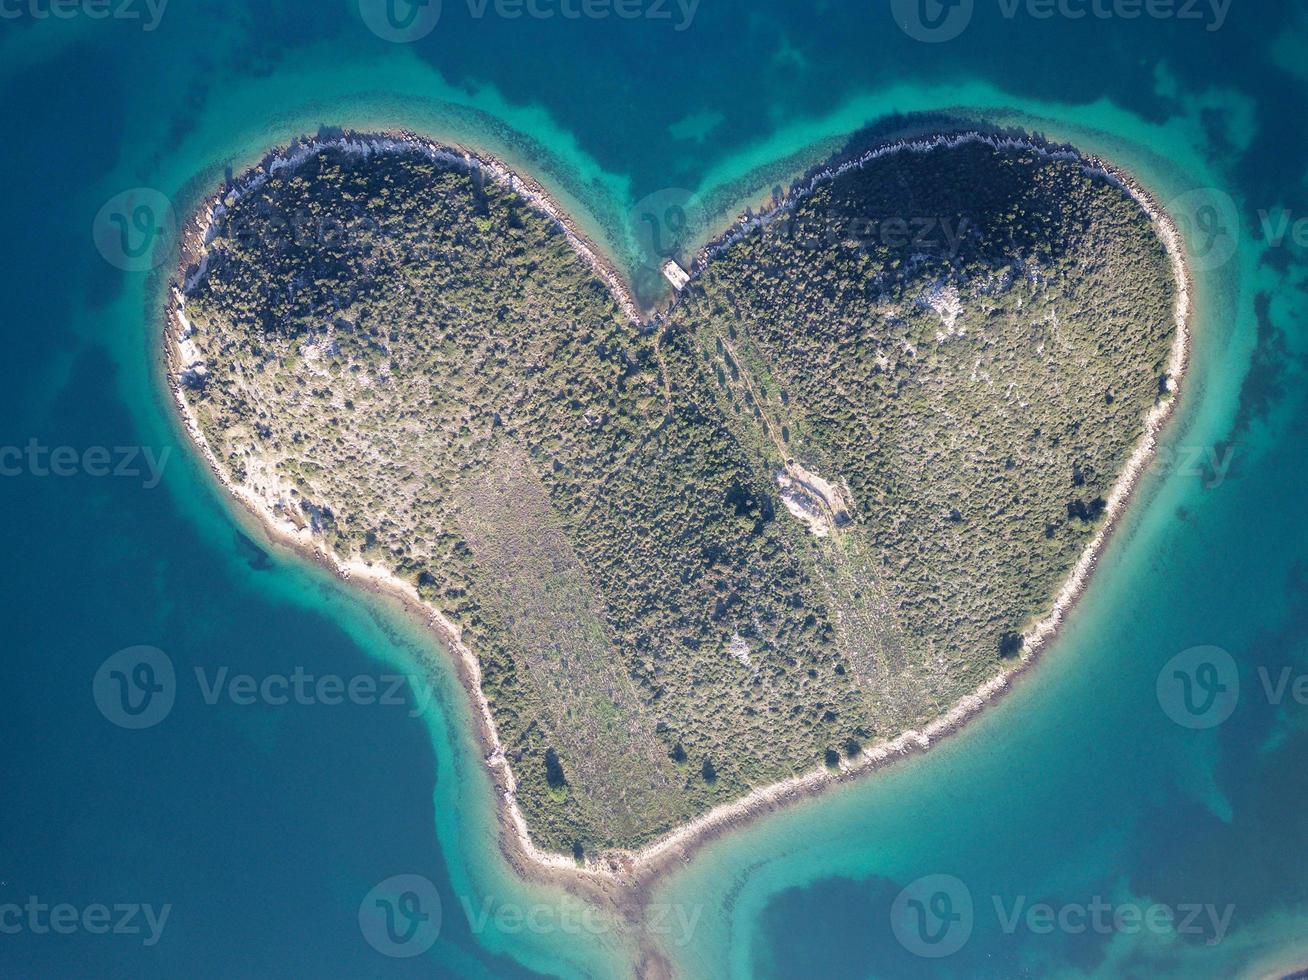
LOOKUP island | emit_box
[166,129,1187,882]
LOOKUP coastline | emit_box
[1262,962,1308,980]
[163,128,1192,906]
[1258,959,1308,980]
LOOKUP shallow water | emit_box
[1,2,1305,977]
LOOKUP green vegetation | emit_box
[671,141,1176,720]
[177,139,1176,852]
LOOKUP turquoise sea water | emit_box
[1,1,1306,977]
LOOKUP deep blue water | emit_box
[1,1,1306,977]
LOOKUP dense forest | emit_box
[177,139,1176,854]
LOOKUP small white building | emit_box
[661,259,691,290]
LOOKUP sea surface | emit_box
[1,1,1306,977]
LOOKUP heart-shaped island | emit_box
[167,128,1186,877]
